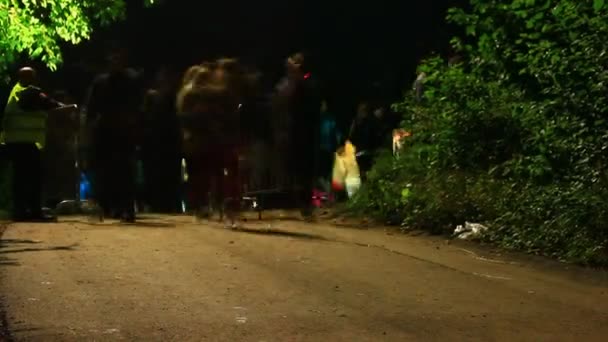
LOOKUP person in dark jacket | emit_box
[349,101,375,178]
[84,47,144,223]
[273,52,322,219]
[141,68,182,213]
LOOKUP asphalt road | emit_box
[1,214,607,341]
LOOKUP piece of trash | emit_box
[235,316,248,324]
[233,306,247,310]
[27,298,39,301]
[453,222,489,240]
[103,328,120,334]
[528,290,536,294]
[41,281,52,285]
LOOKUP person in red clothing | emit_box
[177,59,258,227]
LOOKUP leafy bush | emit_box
[0,0,157,79]
[350,0,608,265]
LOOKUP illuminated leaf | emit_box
[594,0,605,11]
[0,0,157,82]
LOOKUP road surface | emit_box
[1,213,607,341]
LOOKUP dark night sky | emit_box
[22,0,466,124]
[65,1,465,96]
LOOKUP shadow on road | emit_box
[0,256,19,267]
[8,326,42,334]
[230,226,326,241]
[60,218,176,228]
[0,238,77,265]
[0,239,42,247]
[0,243,78,255]
[117,221,176,228]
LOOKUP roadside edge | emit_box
[0,222,14,342]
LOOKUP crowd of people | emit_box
[0,47,399,226]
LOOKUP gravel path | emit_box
[1,214,607,341]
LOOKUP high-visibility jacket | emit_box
[1,82,48,149]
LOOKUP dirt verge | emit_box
[0,222,14,341]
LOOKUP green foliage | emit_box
[351,0,608,265]
[0,0,157,78]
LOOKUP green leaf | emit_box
[32,46,43,56]
[594,0,605,11]
[0,0,157,77]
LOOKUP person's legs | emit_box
[97,156,121,219]
[169,156,183,213]
[90,134,115,218]
[95,167,113,218]
[113,148,136,222]
[185,156,199,212]
[155,155,181,213]
[8,144,29,219]
[291,151,316,219]
[317,150,333,192]
[220,146,241,226]
[24,144,43,218]
[8,143,46,220]
[187,152,213,218]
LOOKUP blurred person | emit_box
[141,68,182,213]
[177,59,257,227]
[176,64,210,217]
[349,101,375,178]
[318,100,341,193]
[272,52,322,219]
[237,69,271,193]
[43,90,79,207]
[370,105,393,150]
[84,46,144,223]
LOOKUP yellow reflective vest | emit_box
[1,82,48,149]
